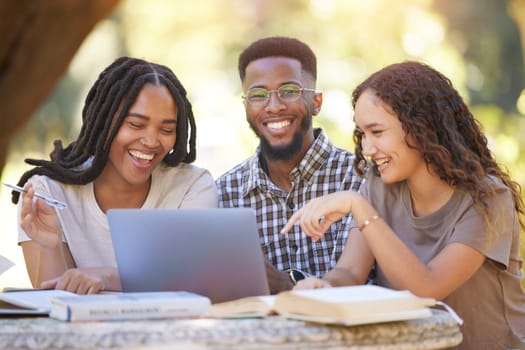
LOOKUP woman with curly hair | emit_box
[12,57,217,295]
[282,61,525,349]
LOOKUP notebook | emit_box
[107,208,270,303]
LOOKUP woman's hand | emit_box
[293,277,332,290]
[281,191,356,241]
[20,183,62,248]
[41,267,121,294]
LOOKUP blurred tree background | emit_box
[1,0,524,287]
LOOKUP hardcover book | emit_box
[49,291,211,322]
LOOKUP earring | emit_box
[168,149,174,155]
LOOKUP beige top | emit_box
[18,163,218,268]
[359,172,525,350]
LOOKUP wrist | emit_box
[352,196,380,229]
[359,214,381,231]
[345,191,360,213]
[286,269,308,286]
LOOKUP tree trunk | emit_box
[0,0,120,176]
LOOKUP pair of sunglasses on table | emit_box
[242,83,316,106]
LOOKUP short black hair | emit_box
[238,36,317,82]
[12,56,197,204]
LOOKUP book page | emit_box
[287,285,424,303]
[283,307,432,326]
[208,295,276,318]
[0,289,77,311]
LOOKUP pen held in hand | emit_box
[3,183,67,210]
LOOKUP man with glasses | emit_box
[216,37,364,293]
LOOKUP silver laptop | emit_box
[107,208,270,303]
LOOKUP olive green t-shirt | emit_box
[360,173,525,350]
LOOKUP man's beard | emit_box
[249,115,312,161]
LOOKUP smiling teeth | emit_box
[375,159,389,166]
[130,150,154,160]
[267,120,290,129]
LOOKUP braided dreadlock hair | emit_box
[12,56,197,204]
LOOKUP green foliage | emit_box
[433,0,524,113]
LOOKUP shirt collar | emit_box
[242,128,332,195]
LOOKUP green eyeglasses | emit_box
[242,83,316,106]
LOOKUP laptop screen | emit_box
[107,208,270,303]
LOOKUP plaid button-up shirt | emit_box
[216,129,364,277]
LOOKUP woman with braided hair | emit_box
[12,56,217,294]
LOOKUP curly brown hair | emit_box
[351,61,524,230]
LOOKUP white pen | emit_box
[3,183,67,210]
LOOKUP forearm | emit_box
[362,220,439,296]
[350,197,439,297]
[263,258,293,293]
[322,267,364,287]
[22,242,73,287]
[269,271,294,294]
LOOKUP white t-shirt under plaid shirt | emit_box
[216,129,364,277]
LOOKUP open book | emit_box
[0,289,77,316]
[208,285,436,326]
